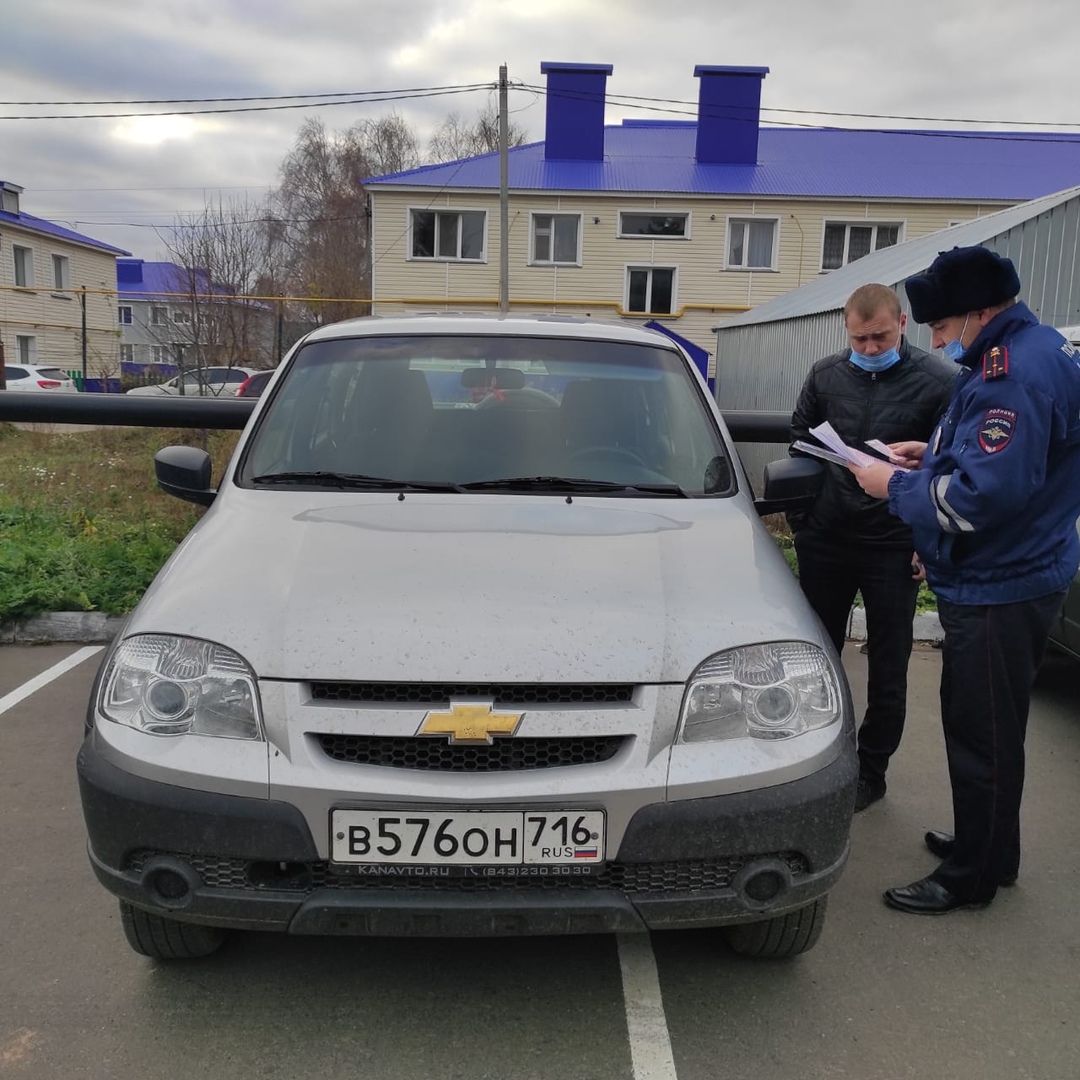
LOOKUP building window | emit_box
[149,345,167,364]
[118,305,133,324]
[618,212,689,238]
[531,213,581,265]
[150,305,168,326]
[625,267,676,315]
[16,335,37,364]
[172,307,191,325]
[13,245,33,287]
[52,254,71,289]
[726,218,777,270]
[821,222,901,271]
[120,344,134,364]
[410,209,486,261]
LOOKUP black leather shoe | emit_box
[853,776,886,813]
[883,876,993,915]
[923,830,1017,886]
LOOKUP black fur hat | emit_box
[904,246,1021,324]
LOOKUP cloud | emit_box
[4,0,1078,262]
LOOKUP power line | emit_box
[0,85,491,120]
[517,83,1080,146]
[0,83,492,106]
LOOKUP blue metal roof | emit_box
[367,123,1080,203]
[116,258,270,309]
[0,208,130,255]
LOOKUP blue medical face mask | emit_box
[942,316,971,362]
[849,330,903,373]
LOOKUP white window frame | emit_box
[617,210,691,240]
[118,305,133,325]
[149,345,167,364]
[52,253,71,290]
[172,307,192,325]
[150,305,168,326]
[407,207,488,263]
[820,220,904,271]
[12,244,34,287]
[724,216,779,271]
[120,344,134,364]
[528,212,583,266]
[623,265,678,316]
[15,334,37,364]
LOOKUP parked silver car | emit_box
[126,365,257,397]
[78,316,855,961]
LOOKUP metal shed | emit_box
[714,184,1080,486]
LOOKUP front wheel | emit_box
[119,901,227,960]
[723,896,828,959]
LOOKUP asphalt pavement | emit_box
[1,642,1077,1080]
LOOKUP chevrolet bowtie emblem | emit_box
[418,701,523,744]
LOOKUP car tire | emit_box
[723,896,827,959]
[119,900,227,960]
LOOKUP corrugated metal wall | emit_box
[715,194,1080,489]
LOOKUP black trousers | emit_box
[794,530,918,784]
[932,591,1066,901]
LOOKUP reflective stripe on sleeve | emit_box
[931,474,975,533]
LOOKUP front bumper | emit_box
[78,736,856,936]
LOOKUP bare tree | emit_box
[428,104,528,161]
[161,194,280,387]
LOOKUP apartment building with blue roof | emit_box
[1,180,129,381]
[364,63,1080,362]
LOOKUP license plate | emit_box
[330,809,605,866]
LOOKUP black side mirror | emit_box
[154,445,216,506]
[754,457,824,517]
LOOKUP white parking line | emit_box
[617,932,679,1080]
[0,646,104,717]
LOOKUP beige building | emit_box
[1,180,129,385]
[366,63,1080,373]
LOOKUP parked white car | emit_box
[2,363,78,392]
[79,315,856,961]
[126,366,257,397]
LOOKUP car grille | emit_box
[314,734,627,772]
[124,850,808,894]
[310,682,635,707]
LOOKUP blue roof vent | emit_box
[540,61,613,161]
[694,65,769,165]
[117,257,145,284]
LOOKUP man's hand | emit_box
[888,440,928,469]
[911,553,926,582]
[849,460,898,499]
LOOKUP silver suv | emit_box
[78,315,856,960]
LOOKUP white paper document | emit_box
[798,422,910,470]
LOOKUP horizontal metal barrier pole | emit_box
[0,392,793,443]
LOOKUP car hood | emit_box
[129,490,824,683]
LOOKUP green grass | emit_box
[0,424,240,620]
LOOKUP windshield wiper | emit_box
[459,475,688,497]
[251,471,462,492]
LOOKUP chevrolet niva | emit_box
[78,315,857,960]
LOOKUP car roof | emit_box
[302,313,681,349]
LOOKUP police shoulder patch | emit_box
[978,407,1017,454]
[981,345,1009,381]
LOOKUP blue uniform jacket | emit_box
[887,303,1080,605]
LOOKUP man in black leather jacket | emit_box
[790,283,954,812]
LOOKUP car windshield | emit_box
[238,334,733,496]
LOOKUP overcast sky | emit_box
[4,0,1079,262]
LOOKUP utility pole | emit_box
[80,285,88,388]
[0,336,6,391]
[498,63,509,315]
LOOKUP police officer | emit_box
[850,245,1080,915]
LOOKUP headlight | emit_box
[99,634,262,740]
[679,642,842,742]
